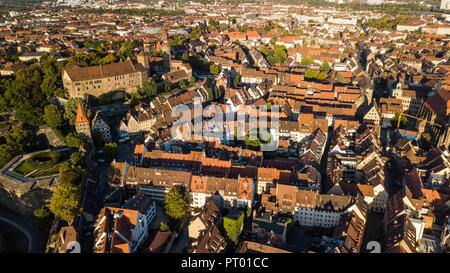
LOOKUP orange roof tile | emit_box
[75,103,89,124]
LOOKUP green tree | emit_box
[245,130,262,150]
[320,61,332,72]
[70,151,85,166]
[59,162,84,184]
[0,127,36,166]
[260,46,270,57]
[223,211,244,245]
[164,186,190,220]
[164,83,172,93]
[43,104,64,129]
[103,143,118,162]
[138,80,157,98]
[40,65,64,98]
[210,64,220,75]
[301,56,314,65]
[0,144,15,168]
[208,19,218,29]
[182,52,189,62]
[273,45,287,64]
[420,133,432,151]
[34,206,54,231]
[99,55,116,64]
[261,45,287,66]
[160,222,169,232]
[4,126,34,155]
[128,94,140,108]
[305,68,315,79]
[179,79,186,90]
[317,71,328,81]
[118,40,135,59]
[65,132,86,148]
[40,53,54,64]
[392,113,407,128]
[188,76,196,87]
[67,52,99,67]
[49,165,82,224]
[4,68,47,126]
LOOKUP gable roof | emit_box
[65,59,146,82]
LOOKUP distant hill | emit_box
[0,0,46,4]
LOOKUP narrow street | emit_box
[360,212,384,253]
[320,125,334,194]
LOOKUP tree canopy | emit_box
[0,126,35,168]
[103,143,118,162]
[223,211,244,245]
[70,151,85,167]
[34,206,54,231]
[209,64,220,75]
[49,164,83,224]
[65,132,87,148]
[3,68,47,126]
[301,55,314,65]
[43,104,65,129]
[320,61,332,72]
[392,112,407,128]
[40,63,64,98]
[138,80,158,98]
[260,45,287,66]
[164,186,190,220]
[160,222,169,232]
[67,52,100,67]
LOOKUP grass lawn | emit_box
[13,161,36,176]
[13,151,67,177]
[30,163,64,178]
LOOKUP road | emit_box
[169,227,189,253]
[0,210,41,253]
[360,212,384,253]
[320,125,334,193]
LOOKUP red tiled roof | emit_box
[75,103,89,124]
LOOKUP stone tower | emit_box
[75,103,91,138]
[137,51,150,70]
